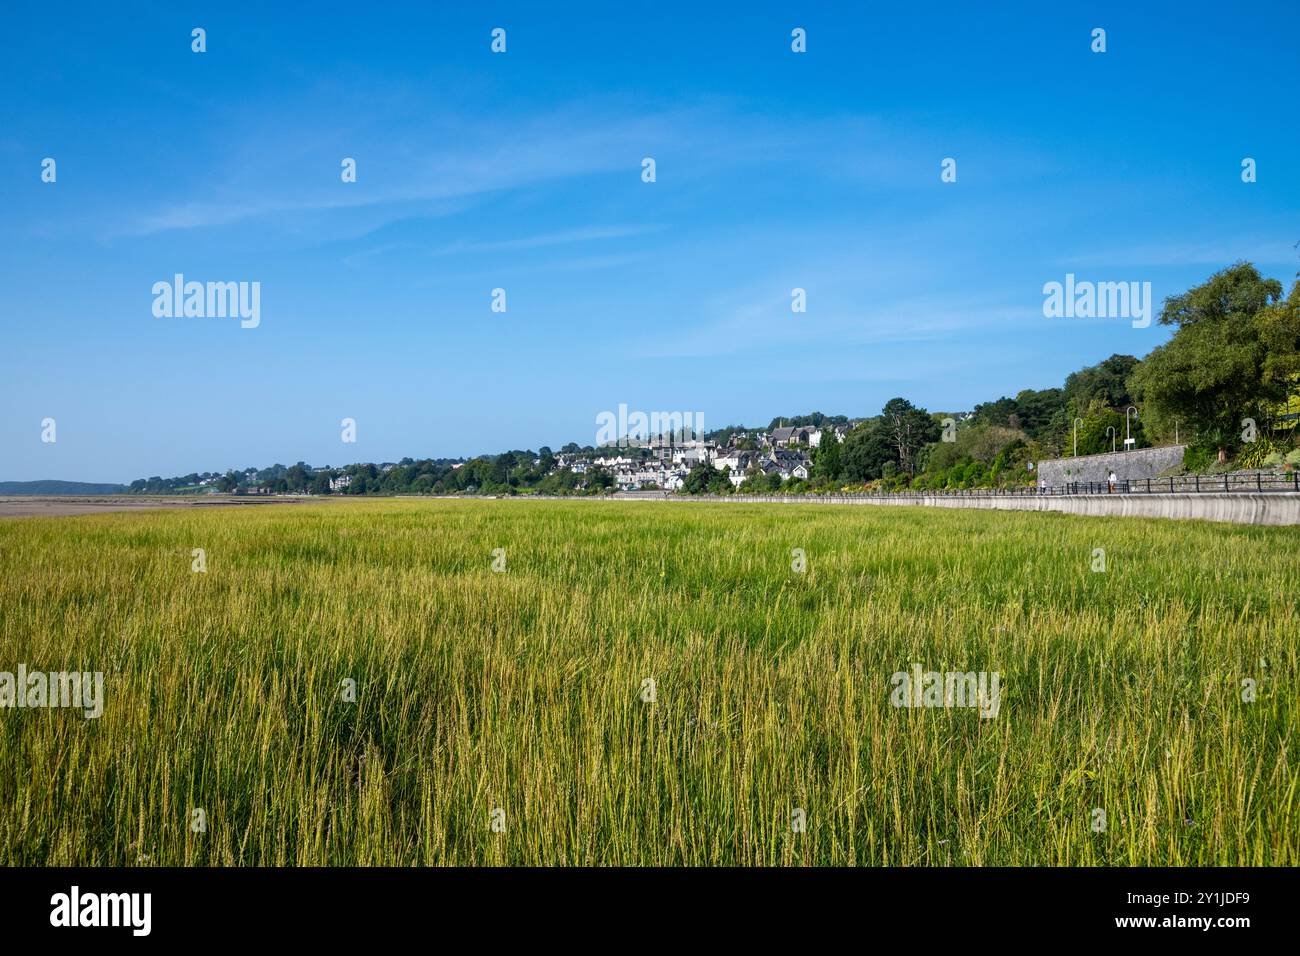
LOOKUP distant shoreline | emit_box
[0,496,309,518]
[0,481,128,496]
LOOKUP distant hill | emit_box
[0,480,127,496]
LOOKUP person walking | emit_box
[1107,470,1117,493]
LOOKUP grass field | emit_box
[0,498,1295,866]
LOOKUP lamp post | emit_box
[1073,417,1084,457]
[1174,419,1179,444]
[1106,425,1117,453]
[1125,406,1138,450]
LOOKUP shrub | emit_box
[1183,446,1216,473]
[1237,438,1276,470]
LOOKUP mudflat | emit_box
[0,496,304,518]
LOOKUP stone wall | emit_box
[1035,445,1185,487]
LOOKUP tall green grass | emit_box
[0,499,1295,865]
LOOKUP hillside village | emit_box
[145,421,857,496]
[555,422,853,492]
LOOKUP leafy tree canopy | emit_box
[1129,263,1293,455]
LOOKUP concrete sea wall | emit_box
[706,492,1300,525]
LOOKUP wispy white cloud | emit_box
[426,224,664,256]
[107,92,941,241]
[113,97,800,238]
[114,106,671,236]
[340,224,661,269]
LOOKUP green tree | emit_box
[841,419,895,481]
[1074,407,1128,456]
[286,464,310,492]
[1129,264,1292,460]
[537,447,555,475]
[683,462,714,494]
[813,429,842,480]
[881,398,940,476]
[971,388,1065,440]
[1256,282,1300,394]
[708,467,734,494]
[1063,355,1140,412]
[584,465,614,493]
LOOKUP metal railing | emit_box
[1046,473,1300,495]
[968,473,1298,496]
[450,472,1300,501]
[671,472,1300,500]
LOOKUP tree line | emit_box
[130,263,1299,497]
[686,263,1300,494]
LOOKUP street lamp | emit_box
[1125,406,1138,450]
[1073,417,1084,457]
[1106,425,1117,453]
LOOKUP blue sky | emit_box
[2,1,1298,482]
